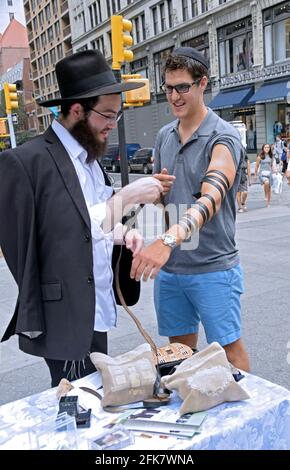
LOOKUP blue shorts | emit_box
[154,265,244,347]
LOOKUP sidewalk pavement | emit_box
[0,180,290,405]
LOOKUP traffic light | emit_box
[111,15,134,70]
[125,78,150,105]
[3,82,19,114]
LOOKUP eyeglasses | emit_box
[160,80,201,95]
[88,107,123,123]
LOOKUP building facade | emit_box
[25,0,289,149]
[67,0,290,152]
[0,18,30,75]
[24,0,72,132]
[0,58,38,134]
[0,18,37,136]
[0,0,26,33]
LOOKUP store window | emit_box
[220,108,256,151]
[263,1,290,65]
[218,17,253,77]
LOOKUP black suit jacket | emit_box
[0,127,139,361]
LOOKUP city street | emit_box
[0,174,290,405]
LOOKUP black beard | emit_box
[70,117,107,163]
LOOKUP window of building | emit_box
[152,6,159,35]
[168,0,173,27]
[40,76,45,90]
[141,13,146,40]
[7,0,13,6]
[81,11,86,33]
[107,1,111,17]
[38,10,44,26]
[130,57,148,78]
[45,4,51,21]
[74,12,86,34]
[57,44,63,60]
[263,1,290,66]
[41,32,47,47]
[47,26,54,42]
[98,0,102,22]
[154,47,174,93]
[43,52,49,67]
[89,3,95,28]
[133,17,140,43]
[33,16,38,31]
[89,1,102,28]
[112,0,116,13]
[160,3,166,31]
[50,48,56,64]
[201,0,209,13]
[37,57,42,70]
[91,36,105,54]
[218,17,253,77]
[52,70,57,84]
[191,0,198,17]
[52,0,58,14]
[46,73,51,87]
[182,0,189,22]
[107,32,112,55]
[35,36,41,51]
[55,21,60,37]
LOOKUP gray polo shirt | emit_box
[154,108,242,274]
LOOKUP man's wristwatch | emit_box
[158,233,178,249]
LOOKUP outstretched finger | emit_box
[142,264,155,282]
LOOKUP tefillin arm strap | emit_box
[201,193,216,216]
[193,169,230,221]
[201,169,230,203]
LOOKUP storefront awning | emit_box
[208,86,254,110]
[248,79,290,104]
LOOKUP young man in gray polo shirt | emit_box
[131,47,250,371]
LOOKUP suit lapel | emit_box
[44,126,91,229]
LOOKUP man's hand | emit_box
[154,168,175,195]
[120,176,164,205]
[125,229,144,256]
[130,240,172,281]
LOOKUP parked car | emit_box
[101,143,141,172]
[129,147,154,174]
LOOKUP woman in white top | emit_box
[254,143,277,207]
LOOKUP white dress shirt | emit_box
[52,119,117,332]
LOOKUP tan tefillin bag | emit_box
[114,246,194,402]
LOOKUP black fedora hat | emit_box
[37,49,144,108]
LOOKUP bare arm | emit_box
[130,144,237,281]
[247,159,251,183]
[164,143,236,244]
[89,177,164,236]
[254,156,260,176]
